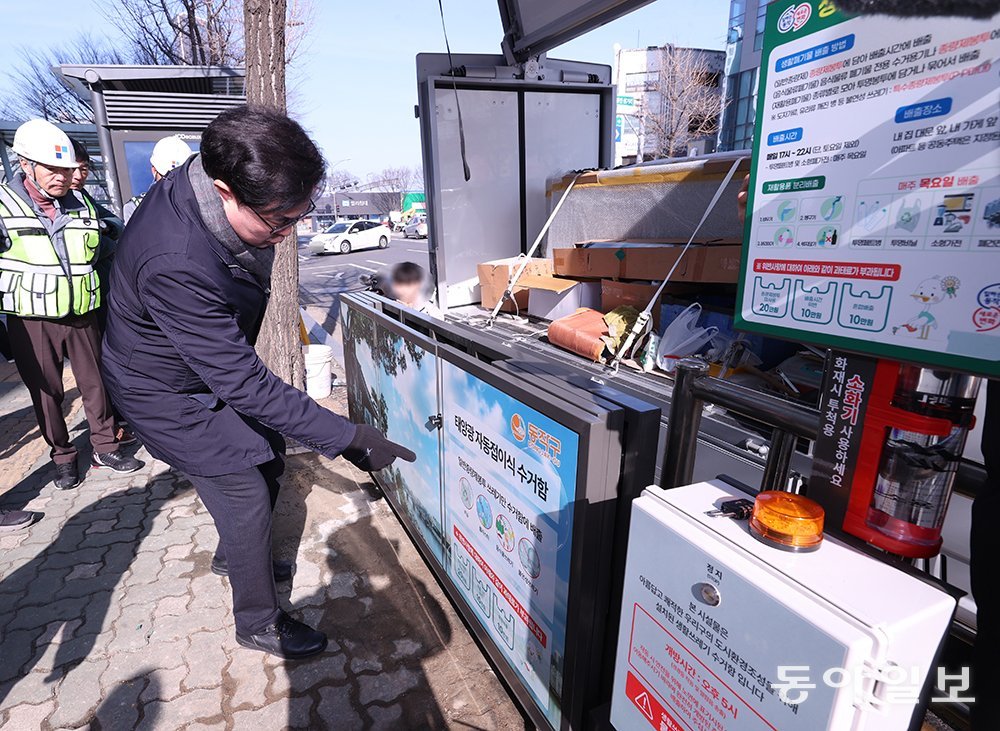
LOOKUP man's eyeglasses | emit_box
[247,199,316,236]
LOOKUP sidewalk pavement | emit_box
[0,363,527,730]
[0,361,82,495]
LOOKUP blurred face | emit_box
[393,281,422,306]
[71,159,90,191]
[20,158,73,198]
[213,180,314,248]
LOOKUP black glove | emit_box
[342,424,417,472]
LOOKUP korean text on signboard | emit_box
[736,1,1000,376]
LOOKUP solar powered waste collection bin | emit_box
[342,295,661,730]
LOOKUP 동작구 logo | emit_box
[510,413,527,442]
[778,2,812,33]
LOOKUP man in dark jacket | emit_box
[102,106,414,660]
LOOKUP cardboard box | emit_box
[554,242,743,283]
[552,247,624,279]
[521,275,601,322]
[620,245,743,283]
[477,257,552,313]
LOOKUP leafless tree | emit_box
[411,165,425,192]
[1,0,316,123]
[107,0,313,67]
[1,34,129,123]
[109,0,243,65]
[321,168,360,196]
[367,166,420,217]
[640,46,723,159]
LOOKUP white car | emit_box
[309,220,390,255]
[402,216,428,239]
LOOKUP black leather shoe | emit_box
[54,462,82,490]
[235,611,327,659]
[91,449,144,473]
[211,555,294,582]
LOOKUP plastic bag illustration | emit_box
[751,276,791,318]
[896,199,921,232]
[838,284,892,332]
[792,280,837,325]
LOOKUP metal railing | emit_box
[662,359,822,491]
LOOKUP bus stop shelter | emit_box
[55,64,246,214]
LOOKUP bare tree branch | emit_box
[367,167,420,217]
[640,47,724,159]
[107,0,310,68]
[108,0,243,65]
[0,0,316,124]
[322,168,359,195]
[0,34,129,123]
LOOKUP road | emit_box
[298,231,429,306]
[297,231,430,345]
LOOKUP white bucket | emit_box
[303,344,333,400]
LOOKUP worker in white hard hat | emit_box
[122,134,193,223]
[0,118,143,491]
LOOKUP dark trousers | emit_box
[7,312,117,464]
[94,304,125,428]
[185,457,285,635]
[971,379,999,730]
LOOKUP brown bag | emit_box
[547,308,609,362]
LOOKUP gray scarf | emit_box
[188,154,275,286]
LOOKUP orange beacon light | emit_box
[749,491,825,552]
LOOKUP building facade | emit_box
[717,0,771,152]
[613,45,725,166]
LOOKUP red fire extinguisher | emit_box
[843,361,980,558]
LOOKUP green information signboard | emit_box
[736,1,1000,377]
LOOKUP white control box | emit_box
[610,481,956,731]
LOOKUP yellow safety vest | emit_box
[0,183,102,318]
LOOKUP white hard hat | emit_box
[150,135,193,176]
[12,119,79,168]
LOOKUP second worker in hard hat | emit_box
[0,119,144,489]
[122,135,193,224]
[68,136,137,447]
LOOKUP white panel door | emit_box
[523,91,602,253]
[434,87,521,307]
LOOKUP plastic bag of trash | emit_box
[655,303,718,372]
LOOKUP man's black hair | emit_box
[68,137,89,164]
[392,261,426,285]
[201,105,325,213]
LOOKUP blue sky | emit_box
[1,0,730,179]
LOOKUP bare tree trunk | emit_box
[243,0,303,389]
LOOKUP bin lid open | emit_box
[498,0,655,63]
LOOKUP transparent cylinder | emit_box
[866,365,980,549]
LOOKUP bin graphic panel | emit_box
[441,360,580,730]
[342,307,445,562]
[342,295,621,731]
